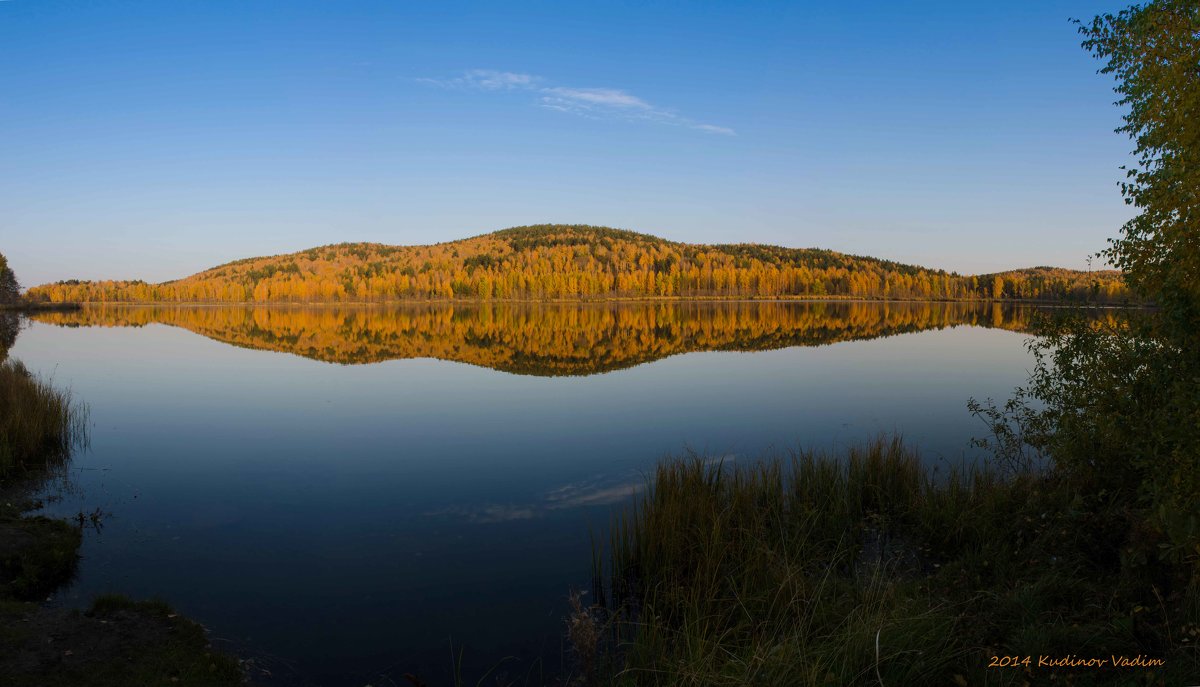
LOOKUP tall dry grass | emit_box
[0,359,88,480]
[592,438,1199,686]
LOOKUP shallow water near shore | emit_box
[12,301,1060,684]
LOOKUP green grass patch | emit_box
[0,514,81,600]
[0,594,243,687]
[88,592,175,617]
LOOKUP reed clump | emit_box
[0,359,87,479]
[594,438,1199,686]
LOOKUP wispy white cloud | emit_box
[542,87,652,110]
[465,69,541,90]
[419,69,734,136]
[418,69,541,91]
[691,123,737,136]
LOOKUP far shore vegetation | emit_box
[25,226,1129,305]
[0,302,81,312]
[0,253,76,312]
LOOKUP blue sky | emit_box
[1,1,1135,285]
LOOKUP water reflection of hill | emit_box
[30,301,1085,376]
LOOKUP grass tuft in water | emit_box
[0,359,88,480]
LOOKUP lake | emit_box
[12,300,1049,685]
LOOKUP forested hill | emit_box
[26,225,1128,304]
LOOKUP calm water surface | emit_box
[13,301,1044,685]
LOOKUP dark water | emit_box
[12,301,1054,684]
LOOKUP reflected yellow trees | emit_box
[30,302,1119,376]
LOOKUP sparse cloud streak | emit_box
[419,69,541,91]
[542,87,652,110]
[420,69,734,135]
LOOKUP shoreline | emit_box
[24,295,1147,309]
[1,302,82,312]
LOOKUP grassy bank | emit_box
[583,439,1198,686]
[0,593,244,687]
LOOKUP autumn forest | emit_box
[25,225,1128,305]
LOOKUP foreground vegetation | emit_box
[25,225,1128,304]
[581,439,1197,686]
[0,359,87,479]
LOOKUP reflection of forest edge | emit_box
[29,302,1113,376]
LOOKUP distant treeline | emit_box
[25,225,1129,304]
